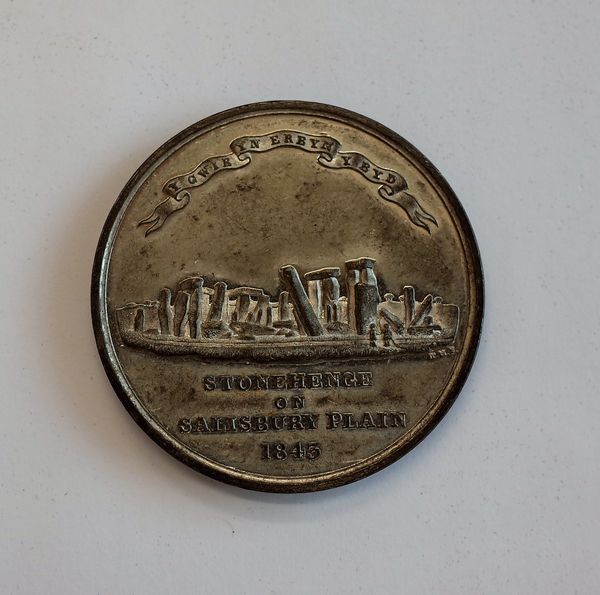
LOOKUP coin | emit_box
[92,101,483,492]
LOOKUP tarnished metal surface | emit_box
[92,101,483,492]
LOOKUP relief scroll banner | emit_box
[138,130,437,236]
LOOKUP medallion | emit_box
[92,101,483,492]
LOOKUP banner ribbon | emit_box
[139,130,437,235]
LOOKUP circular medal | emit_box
[92,101,483,492]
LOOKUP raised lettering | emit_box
[178,418,191,433]
[328,412,343,429]
[238,376,251,391]
[274,397,288,410]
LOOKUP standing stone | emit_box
[280,265,323,336]
[134,308,145,332]
[346,269,359,332]
[411,294,433,327]
[345,258,378,335]
[305,267,341,323]
[278,291,291,322]
[176,277,204,338]
[403,285,416,327]
[355,284,379,334]
[322,276,341,323]
[206,281,227,325]
[274,291,293,329]
[431,296,443,326]
[266,302,273,327]
[233,293,251,322]
[306,280,323,320]
[173,291,191,337]
[188,279,204,338]
[250,294,270,326]
[158,287,174,335]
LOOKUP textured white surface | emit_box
[1,2,599,594]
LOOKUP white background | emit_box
[1,2,598,594]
